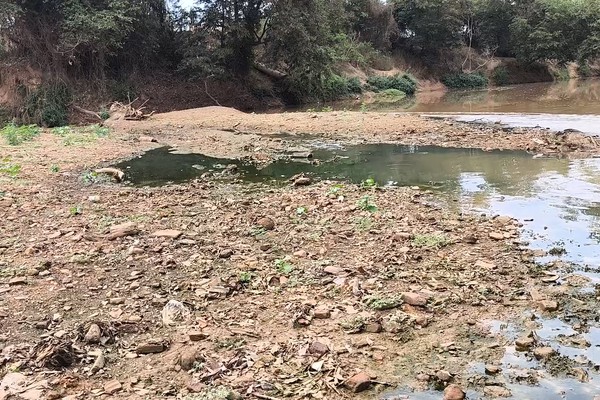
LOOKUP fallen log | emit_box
[254,63,287,79]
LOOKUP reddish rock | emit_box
[346,372,371,393]
[104,380,122,394]
[257,217,275,231]
[402,292,427,307]
[308,341,329,356]
[443,384,465,400]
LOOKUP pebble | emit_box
[179,348,198,370]
[489,232,504,240]
[219,249,234,258]
[515,336,535,351]
[8,277,27,285]
[402,292,427,306]
[151,229,183,239]
[257,217,275,230]
[91,353,105,373]
[84,324,101,344]
[109,297,125,305]
[345,372,371,393]
[538,300,559,312]
[135,342,166,354]
[533,346,556,360]
[443,384,465,400]
[324,266,344,275]
[188,331,207,342]
[436,370,452,382]
[365,322,382,333]
[483,385,512,398]
[104,380,122,394]
[313,306,331,319]
[308,341,329,356]
[485,365,502,374]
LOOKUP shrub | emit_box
[577,62,592,78]
[1,124,40,145]
[366,74,417,95]
[442,73,489,89]
[374,88,406,103]
[347,77,363,94]
[492,67,509,86]
[22,83,72,127]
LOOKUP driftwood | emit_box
[254,62,287,79]
[95,167,125,182]
[72,105,102,121]
[110,98,155,121]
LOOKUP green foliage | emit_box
[361,178,377,188]
[52,124,109,146]
[22,84,72,127]
[491,67,510,86]
[275,259,294,275]
[239,271,253,284]
[355,216,373,231]
[0,157,21,177]
[50,164,60,173]
[330,33,382,68]
[365,295,402,310]
[553,67,571,81]
[412,233,451,248]
[366,74,417,95]
[99,109,110,120]
[578,62,593,78]
[1,124,40,145]
[442,73,488,89]
[357,195,378,212]
[375,88,407,103]
[347,77,363,94]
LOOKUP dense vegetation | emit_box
[1,0,599,115]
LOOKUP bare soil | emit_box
[0,107,595,400]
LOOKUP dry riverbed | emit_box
[0,108,598,400]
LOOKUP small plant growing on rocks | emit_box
[364,295,403,310]
[275,259,294,274]
[239,271,253,284]
[1,124,39,145]
[357,195,378,213]
[361,177,377,188]
[412,234,451,248]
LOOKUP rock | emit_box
[534,346,556,360]
[515,336,535,351]
[257,217,275,231]
[107,222,138,240]
[443,384,465,400]
[139,135,157,142]
[416,373,430,382]
[135,342,166,354]
[104,380,122,394]
[489,232,504,240]
[483,385,512,397]
[179,348,198,370]
[95,167,124,182]
[219,249,234,258]
[475,260,496,269]
[151,229,183,239]
[538,300,559,312]
[402,292,427,307]
[293,177,312,186]
[365,322,382,333]
[485,365,502,374]
[109,297,125,305]
[0,373,27,398]
[324,266,344,275]
[161,300,191,326]
[345,372,371,393]
[8,277,27,285]
[188,331,207,342]
[313,306,331,319]
[464,235,478,244]
[88,195,100,203]
[436,370,452,382]
[84,324,101,344]
[308,341,329,356]
[495,216,513,225]
[91,353,105,373]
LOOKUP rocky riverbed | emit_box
[1,108,599,400]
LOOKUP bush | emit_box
[577,62,592,78]
[366,74,417,95]
[491,67,509,86]
[22,83,72,127]
[321,74,363,101]
[442,73,489,89]
[374,88,407,103]
[347,77,363,94]
[1,124,40,145]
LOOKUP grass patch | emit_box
[357,195,378,213]
[442,73,488,89]
[374,88,407,103]
[412,233,452,248]
[52,124,109,146]
[364,295,402,310]
[1,124,40,145]
[0,157,21,177]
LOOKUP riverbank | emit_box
[0,108,599,399]
[113,107,600,160]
